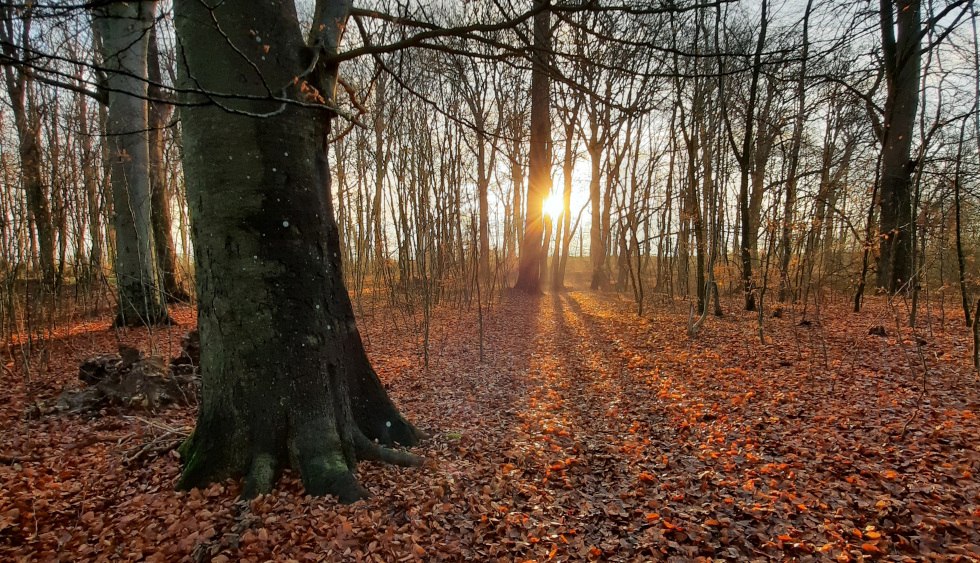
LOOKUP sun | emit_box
[543,193,563,220]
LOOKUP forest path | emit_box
[386,289,980,561]
[443,290,762,561]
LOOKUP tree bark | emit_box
[588,137,607,290]
[514,0,551,294]
[174,0,421,502]
[93,1,169,326]
[77,83,104,280]
[553,112,576,290]
[735,0,768,312]
[0,8,57,286]
[779,0,812,303]
[147,25,189,303]
[954,118,970,325]
[876,0,921,293]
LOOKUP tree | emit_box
[514,0,552,293]
[778,0,813,303]
[147,25,190,303]
[0,5,57,286]
[93,2,169,325]
[723,0,769,312]
[875,0,922,293]
[173,0,422,501]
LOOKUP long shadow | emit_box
[543,290,718,557]
[359,288,545,554]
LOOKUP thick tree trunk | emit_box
[94,2,169,326]
[876,0,921,293]
[174,0,421,502]
[514,0,551,294]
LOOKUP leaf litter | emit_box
[1,292,979,561]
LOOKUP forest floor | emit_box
[1,288,979,562]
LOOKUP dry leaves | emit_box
[1,292,979,561]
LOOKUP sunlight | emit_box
[543,193,563,220]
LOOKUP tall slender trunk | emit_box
[147,25,189,303]
[0,8,56,286]
[78,83,104,279]
[735,0,768,312]
[553,122,575,290]
[588,139,606,290]
[476,122,491,280]
[372,75,387,271]
[779,0,813,302]
[954,117,971,325]
[876,0,921,293]
[515,0,551,293]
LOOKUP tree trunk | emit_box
[553,128,575,290]
[510,144,524,267]
[0,8,56,286]
[94,2,169,326]
[588,141,606,290]
[732,0,768,312]
[77,84,104,280]
[514,0,551,294]
[876,0,921,293]
[475,113,492,280]
[174,0,421,502]
[372,74,387,271]
[779,1,812,302]
[147,25,189,303]
[954,118,970,325]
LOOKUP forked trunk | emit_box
[174,0,421,502]
[876,0,920,293]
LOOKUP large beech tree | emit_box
[174,0,422,501]
[93,2,170,325]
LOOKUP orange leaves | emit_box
[730,390,755,407]
[7,291,980,561]
[290,77,325,104]
[861,542,884,554]
[547,457,576,472]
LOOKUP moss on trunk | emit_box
[174,0,421,502]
